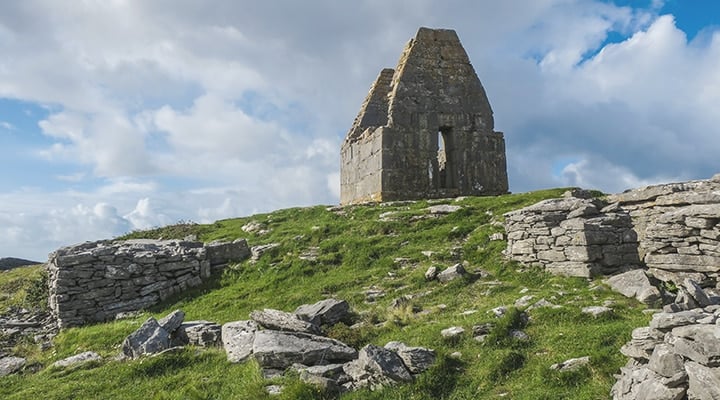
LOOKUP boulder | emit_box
[437,263,467,283]
[294,299,350,327]
[343,344,413,389]
[252,330,357,369]
[51,351,102,368]
[222,320,258,363]
[384,341,436,374]
[250,309,321,334]
[0,356,25,377]
[158,309,185,333]
[606,270,661,305]
[121,317,170,358]
[174,320,221,347]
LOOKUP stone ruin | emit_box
[340,27,508,205]
[47,239,249,328]
[505,175,720,287]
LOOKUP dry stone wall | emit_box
[47,239,249,328]
[504,193,639,278]
[506,175,720,286]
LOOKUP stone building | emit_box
[340,27,508,205]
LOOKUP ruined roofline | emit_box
[344,68,395,144]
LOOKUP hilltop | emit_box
[0,190,650,399]
[0,258,40,271]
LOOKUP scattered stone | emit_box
[121,317,170,358]
[51,351,102,368]
[550,356,590,372]
[0,356,25,376]
[384,341,436,374]
[343,344,413,390]
[250,309,321,335]
[424,266,439,281]
[441,326,465,339]
[158,309,185,333]
[250,243,280,262]
[437,263,467,283]
[222,320,258,363]
[252,330,357,369]
[265,385,283,396]
[426,205,462,215]
[606,270,662,305]
[490,306,507,317]
[241,221,269,234]
[515,295,535,308]
[582,306,613,318]
[509,330,529,341]
[527,298,559,310]
[173,321,222,347]
[489,233,505,241]
[294,299,350,327]
[363,287,386,302]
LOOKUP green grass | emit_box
[0,189,651,399]
[0,263,47,313]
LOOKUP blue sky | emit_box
[1,0,719,260]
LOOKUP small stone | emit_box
[550,356,590,372]
[424,266,439,281]
[441,326,465,339]
[0,356,25,377]
[437,263,467,283]
[490,306,507,317]
[581,306,613,318]
[51,351,101,368]
[509,330,529,341]
[265,385,283,396]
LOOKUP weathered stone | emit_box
[441,326,465,338]
[648,344,685,378]
[436,263,466,283]
[384,341,436,374]
[0,356,25,376]
[252,330,357,369]
[426,205,462,215]
[340,27,507,205]
[550,356,590,372]
[670,324,720,366]
[343,344,413,389]
[205,239,250,266]
[222,320,258,363]
[173,321,221,347]
[650,310,708,331]
[121,317,170,358]
[606,270,661,305]
[51,351,101,368]
[582,306,613,317]
[682,278,714,308]
[294,299,350,327]
[158,309,185,333]
[424,266,439,281]
[250,309,321,334]
[685,361,720,400]
[250,243,280,261]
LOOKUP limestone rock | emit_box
[158,309,185,333]
[121,317,170,358]
[205,239,250,266]
[606,270,661,305]
[250,243,280,261]
[426,205,462,215]
[550,356,590,372]
[221,320,258,363]
[174,321,221,347]
[0,356,25,376]
[670,324,720,367]
[424,266,439,281]
[441,326,465,339]
[384,341,436,374]
[685,361,720,400]
[250,309,321,335]
[252,330,357,369]
[294,299,350,327]
[582,306,613,318]
[682,279,714,308]
[648,344,685,378]
[436,263,466,283]
[343,344,413,389]
[51,351,102,368]
[650,310,708,331]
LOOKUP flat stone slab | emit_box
[252,330,357,369]
[222,320,258,363]
[51,351,102,368]
[294,299,350,327]
[0,356,25,377]
[250,309,321,334]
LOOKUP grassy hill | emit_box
[0,190,650,399]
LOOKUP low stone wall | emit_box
[47,239,249,328]
[504,194,639,277]
[506,175,720,284]
[607,177,720,285]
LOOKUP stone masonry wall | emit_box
[47,239,249,328]
[504,193,639,278]
[506,175,720,285]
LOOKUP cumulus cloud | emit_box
[0,0,718,260]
